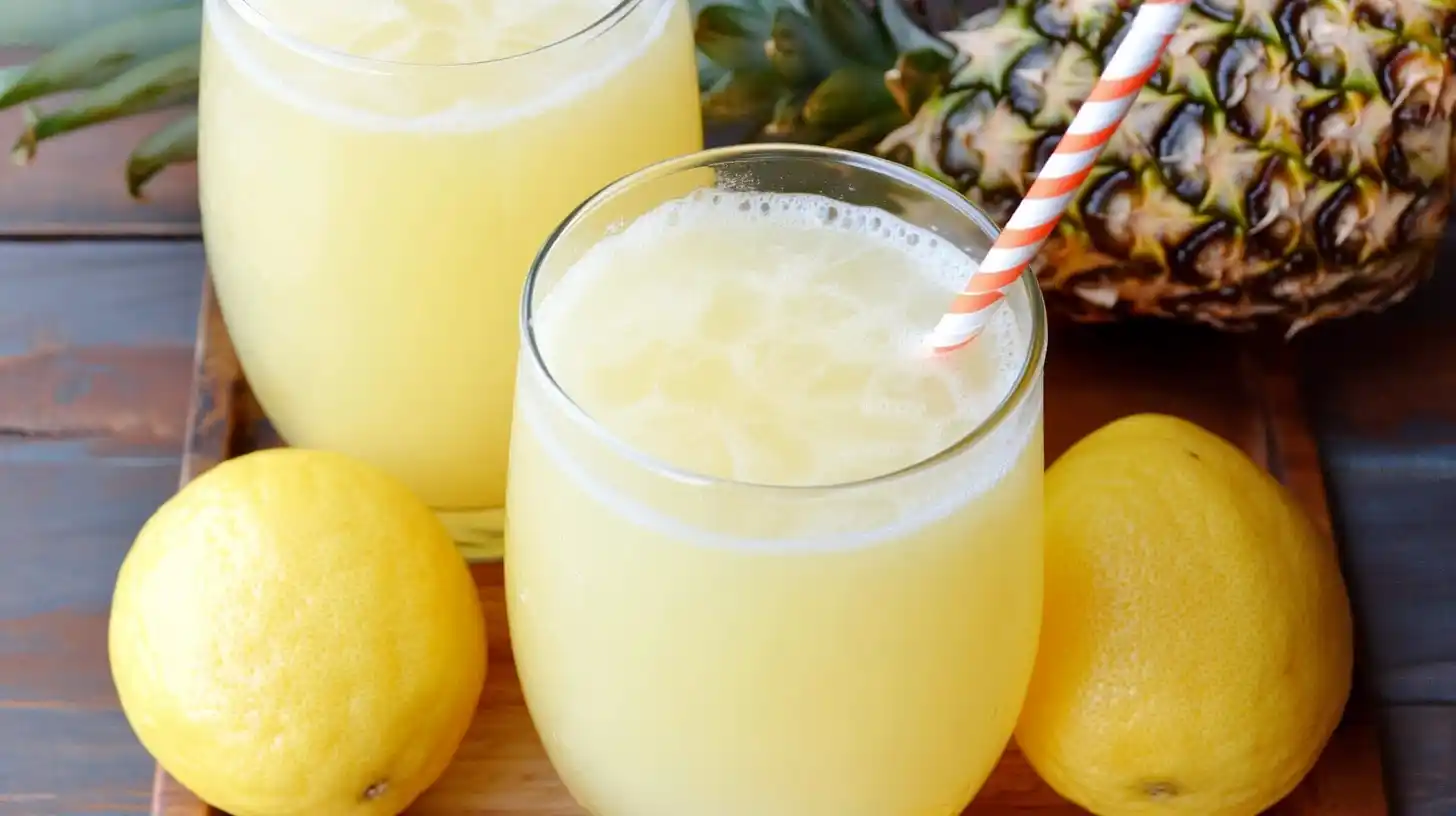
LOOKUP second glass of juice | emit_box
[507,145,1048,815]
[198,0,704,559]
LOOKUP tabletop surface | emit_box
[0,108,1452,815]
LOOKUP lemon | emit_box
[1016,414,1354,816]
[108,448,486,816]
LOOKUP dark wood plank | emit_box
[1321,448,1456,706]
[1270,704,1389,816]
[0,455,177,816]
[0,240,203,816]
[0,48,200,238]
[1299,240,1456,438]
[0,712,153,815]
[0,241,204,442]
[1296,236,1456,709]
[1381,705,1456,816]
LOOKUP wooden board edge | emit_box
[179,273,240,489]
[153,294,1393,816]
[1240,336,1391,815]
[1240,337,1335,542]
[152,274,229,816]
[152,764,213,816]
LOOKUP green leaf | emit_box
[0,0,195,48]
[801,64,897,131]
[825,108,907,150]
[768,7,841,87]
[765,92,805,136]
[695,6,772,72]
[806,0,894,67]
[0,4,201,111]
[691,0,768,12]
[697,49,728,91]
[127,110,196,198]
[13,46,199,164]
[700,69,781,123]
[885,47,952,116]
[880,0,954,59]
[0,64,27,98]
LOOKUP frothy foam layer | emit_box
[244,0,621,63]
[208,0,675,132]
[535,190,1028,489]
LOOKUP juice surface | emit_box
[247,0,621,63]
[508,189,1045,816]
[200,0,704,511]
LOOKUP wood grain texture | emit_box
[1296,235,1456,711]
[1295,240,1456,816]
[1381,706,1456,816]
[0,240,203,816]
[0,458,172,816]
[0,241,204,445]
[151,288,1390,816]
[0,49,200,238]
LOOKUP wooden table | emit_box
[0,113,1451,815]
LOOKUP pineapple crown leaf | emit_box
[694,0,966,145]
[0,0,194,49]
[9,104,42,167]
[701,68,784,123]
[695,0,958,75]
[879,1,956,59]
[696,5,775,73]
[128,110,197,200]
[770,6,848,85]
[887,47,954,113]
[0,3,201,112]
[2,1,201,193]
[802,64,901,129]
[0,65,26,102]
[813,0,906,66]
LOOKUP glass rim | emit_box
[519,143,1049,494]
[215,0,647,70]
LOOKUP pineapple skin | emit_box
[701,0,1456,335]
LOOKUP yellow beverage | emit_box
[507,147,1047,815]
[198,0,703,555]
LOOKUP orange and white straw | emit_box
[927,0,1192,353]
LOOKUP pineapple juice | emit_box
[198,0,703,551]
[508,184,1046,815]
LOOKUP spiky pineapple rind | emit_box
[696,0,1455,335]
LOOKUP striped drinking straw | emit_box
[927,0,1192,353]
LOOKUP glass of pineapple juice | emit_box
[507,144,1048,816]
[198,0,704,560]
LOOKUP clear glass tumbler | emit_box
[506,144,1048,815]
[198,0,704,560]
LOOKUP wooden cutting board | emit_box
[153,278,1390,816]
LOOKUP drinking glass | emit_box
[198,0,704,560]
[506,144,1048,815]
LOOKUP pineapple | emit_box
[6,0,1450,333]
[695,0,1456,333]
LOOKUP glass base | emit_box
[437,507,505,563]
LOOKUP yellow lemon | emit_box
[109,448,486,816]
[1016,414,1353,816]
